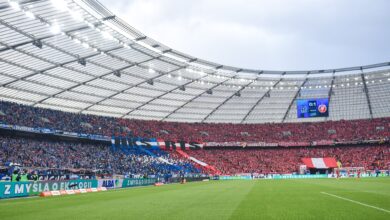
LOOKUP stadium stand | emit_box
[1,101,390,143]
[186,146,390,175]
[0,135,201,178]
[0,0,389,181]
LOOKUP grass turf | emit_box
[0,178,389,220]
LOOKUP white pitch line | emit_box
[321,192,390,214]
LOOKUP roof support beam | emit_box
[0,44,121,86]
[201,81,254,122]
[328,72,336,101]
[79,64,186,114]
[0,19,191,113]
[282,78,308,122]
[0,16,187,107]
[0,25,91,53]
[34,56,158,106]
[0,0,43,10]
[161,78,233,120]
[361,73,373,119]
[325,73,336,121]
[240,79,283,123]
[120,67,210,117]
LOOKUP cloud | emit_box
[99,0,390,70]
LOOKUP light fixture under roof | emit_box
[50,0,68,11]
[70,11,83,22]
[82,42,89,48]
[9,1,20,10]
[102,31,113,40]
[148,68,156,74]
[24,11,35,19]
[50,23,61,34]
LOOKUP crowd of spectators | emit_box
[1,101,390,143]
[187,146,390,175]
[0,135,201,177]
[1,100,390,176]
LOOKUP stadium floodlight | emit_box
[148,68,156,74]
[177,76,182,81]
[167,74,172,78]
[51,0,68,11]
[25,11,35,19]
[9,1,20,10]
[50,23,61,34]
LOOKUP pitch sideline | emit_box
[321,192,390,214]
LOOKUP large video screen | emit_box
[297,98,329,118]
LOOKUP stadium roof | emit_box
[0,0,390,123]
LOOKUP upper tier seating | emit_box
[1,101,389,143]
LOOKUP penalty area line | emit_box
[321,192,390,214]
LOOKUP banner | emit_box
[205,141,279,147]
[0,123,110,141]
[0,179,97,199]
[176,150,219,174]
[272,174,328,179]
[98,179,124,189]
[218,176,252,180]
[158,140,204,150]
[121,178,157,188]
[279,142,311,147]
[301,158,338,169]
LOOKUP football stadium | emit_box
[0,0,389,219]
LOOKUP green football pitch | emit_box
[1,178,389,220]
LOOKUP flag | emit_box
[301,158,338,169]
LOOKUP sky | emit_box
[98,0,390,71]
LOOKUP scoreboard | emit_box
[297,98,329,118]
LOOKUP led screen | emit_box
[297,98,329,118]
